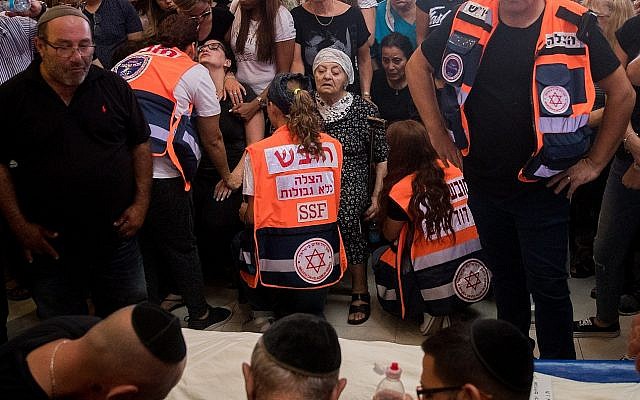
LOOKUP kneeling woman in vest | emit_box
[238,73,347,324]
[374,120,491,335]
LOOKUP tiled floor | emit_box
[6,272,635,360]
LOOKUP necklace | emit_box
[313,0,334,27]
[49,340,69,399]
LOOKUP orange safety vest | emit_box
[437,0,595,181]
[112,45,201,190]
[375,164,489,318]
[240,126,347,289]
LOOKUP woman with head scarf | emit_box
[313,48,388,325]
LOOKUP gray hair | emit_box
[251,339,339,400]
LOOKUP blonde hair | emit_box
[583,0,633,46]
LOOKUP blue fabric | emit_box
[594,156,640,324]
[27,237,147,319]
[375,1,417,48]
[534,360,640,383]
[467,185,575,359]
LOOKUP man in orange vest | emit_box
[238,73,346,329]
[407,0,635,358]
[113,14,235,330]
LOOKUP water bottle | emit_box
[0,0,31,12]
[373,362,405,400]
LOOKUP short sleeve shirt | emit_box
[230,5,296,95]
[0,15,36,84]
[416,0,462,34]
[375,0,417,48]
[84,0,143,69]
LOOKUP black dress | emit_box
[318,94,388,265]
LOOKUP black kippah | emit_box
[131,302,186,364]
[262,313,341,377]
[267,73,312,116]
[470,319,534,393]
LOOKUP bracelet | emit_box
[362,91,371,98]
[623,131,637,152]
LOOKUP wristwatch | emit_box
[256,96,267,109]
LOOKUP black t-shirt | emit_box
[198,6,234,46]
[198,84,257,175]
[371,69,419,124]
[616,15,640,133]
[421,8,620,196]
[0,316,99,399]
[416,0,463,35]
[0,63,150,251]
[291,5,369,85]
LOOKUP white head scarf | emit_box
[312,47,355,85]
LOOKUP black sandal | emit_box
[347,292,371,325]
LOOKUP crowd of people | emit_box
[1,0,640,394]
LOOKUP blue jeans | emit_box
[27,236,147,319]
[468,185,575,359]
[594,156,640,324]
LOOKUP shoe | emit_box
[347,292,371,325]
[618,294,640,316]
[242,311,275,333]
[590,287,597,299]
[573,317,620,338]
[187,305,232,330]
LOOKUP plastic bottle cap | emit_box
[386,362,402,379]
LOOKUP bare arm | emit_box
[360,6,376,47]
[198,114,237,188]
[0,165,59,261]
[406,49,462,169]
[627,53,640,85]
[127,31,143,41]
[416,6,429,46]
[358,42,373,97]
[364,161,387,221]
[291,43,305,74]
[113,141,152,238]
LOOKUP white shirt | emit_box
[154,63,221,179]
[230,5,296,96]
[358,0,379,8]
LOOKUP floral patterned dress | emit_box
[316,92,388,265]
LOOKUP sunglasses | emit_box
[197,42,225,53]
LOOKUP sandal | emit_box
[160,296,185,312]
[347,292,371,325]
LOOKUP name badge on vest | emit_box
[453,258,490,302]
[294,238,334,284]
[112,55,151,82]
[460,2,490,21]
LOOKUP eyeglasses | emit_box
[186,6,212,21]
[416,385,462,399]
[40,38,95,58]
[197,42,224,53]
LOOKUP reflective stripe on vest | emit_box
[243,126,347,289]
[112,45,200,190]
[439,0,595,182]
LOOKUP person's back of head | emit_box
[420,319,534,400]
[242,313,346,400]
[155,13,198,52]
[81,303,187,400]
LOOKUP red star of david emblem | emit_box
[305,249,326,273]
[548,91,565,108]
[463,270,482,291]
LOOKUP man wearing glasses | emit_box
[416,319,533,400]
[0,5,151,319]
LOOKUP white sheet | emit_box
[166,330,640,400]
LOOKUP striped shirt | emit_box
[0,15,36,85]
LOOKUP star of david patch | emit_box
[453,258,491,302]
[294,238,334,284]
[540,85,571,115]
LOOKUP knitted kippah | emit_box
[262,313,341,377]
[37,5,90,28]
[131,302,186,364]
[470,319,534,393]
[267,73,312,116]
